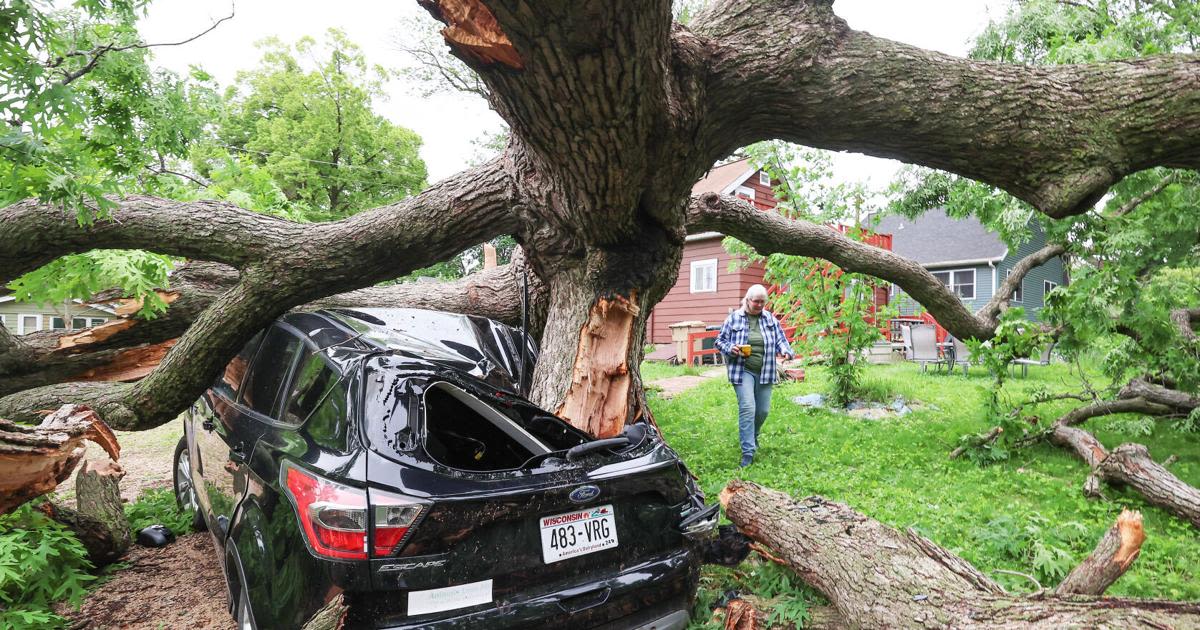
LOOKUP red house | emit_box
[647,158,894,347]
[646,158,778,344]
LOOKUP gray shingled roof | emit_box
[874,208,1007,266]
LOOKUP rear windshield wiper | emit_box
[564,423,648,461]
[519,423,650,468]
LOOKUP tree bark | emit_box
[1053,510,1145,596]
[692,0,1200,218]
[720,480,1200,628]
[38,459,131,566]
[0,405,119,516]
[1047,393,1200,528]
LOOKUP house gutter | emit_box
[923,256,1005,269]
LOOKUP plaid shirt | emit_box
[716,309,795,385]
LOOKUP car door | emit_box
[192,331,263,535]
[198,326,304,539]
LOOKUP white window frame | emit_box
[89,317,107,327]
[1006,270,1022,303]
[51,317,68,330]
[690,258,718,294]
[758,172,771,186]
[0,314,6,329]
[932,268,976,300]
[1044,280,1058,298]
[734,185,755,202]
[17,314,41,335]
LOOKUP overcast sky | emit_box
[139,0,1011,188]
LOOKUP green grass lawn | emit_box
[648,360,1200,602]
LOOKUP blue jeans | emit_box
[733,373,772,457]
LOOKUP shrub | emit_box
[0,504,95,629]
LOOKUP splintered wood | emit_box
[71,339,178,382]
[432,0,523,69]
[0,405,118,515]
[556,295,638,438]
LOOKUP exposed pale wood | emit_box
[1054,510,1145,596]
[428,0,523,69]
[555,295,639,438]
[0,405,114,515]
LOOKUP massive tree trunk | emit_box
[721,480,1200,628]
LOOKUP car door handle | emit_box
[202,419,215,431]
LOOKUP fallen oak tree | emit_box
[719,480,1200,628]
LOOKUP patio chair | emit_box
[1011,342,1055,378]
[951,337,972,375]
[906,324,945,373]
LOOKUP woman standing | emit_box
[716,284,796,468]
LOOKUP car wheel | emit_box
[236,581,255,630]
[173,436,207,532]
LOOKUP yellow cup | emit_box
[740,345,752,357]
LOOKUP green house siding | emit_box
[891,263,997,317]
[0,300,114,336]
[997,219,1066,322]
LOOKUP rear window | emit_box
[240,326,304,417]
[282,354,344,425]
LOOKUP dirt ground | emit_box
[58,533,233,630]
[55,420,182,504]
[651,367,724,398]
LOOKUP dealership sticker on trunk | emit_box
[539,504,619,563]
[407,579,493,616]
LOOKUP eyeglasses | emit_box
[748,299,766,304]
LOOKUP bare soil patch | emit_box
[57,533,232,630]
[55,420,181,504]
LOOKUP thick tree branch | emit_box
[0,161,523,427]
[1054,510,1145,596]
[976,243,1067,325]
[1049,400,1200,528]
[1170,307,1200,342]
[721,480,1200,626]
[692,0,1200,218]
[687,193,996,340]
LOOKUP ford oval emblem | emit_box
[569,485,601,504]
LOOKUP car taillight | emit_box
[280,460,426,560]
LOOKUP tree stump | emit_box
[39,459,130,566]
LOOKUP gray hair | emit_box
[742,284,768,310]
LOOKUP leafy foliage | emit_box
[0,504,95,629]
[888,0,1200,456]
[7,249,175,318]
[203,29,427,221]
[125,487,195,536]
[650,360,1200,602]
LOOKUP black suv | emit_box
[173,307,716,629]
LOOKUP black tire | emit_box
[173,435,207,532]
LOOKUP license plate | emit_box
[539,504,619,563]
